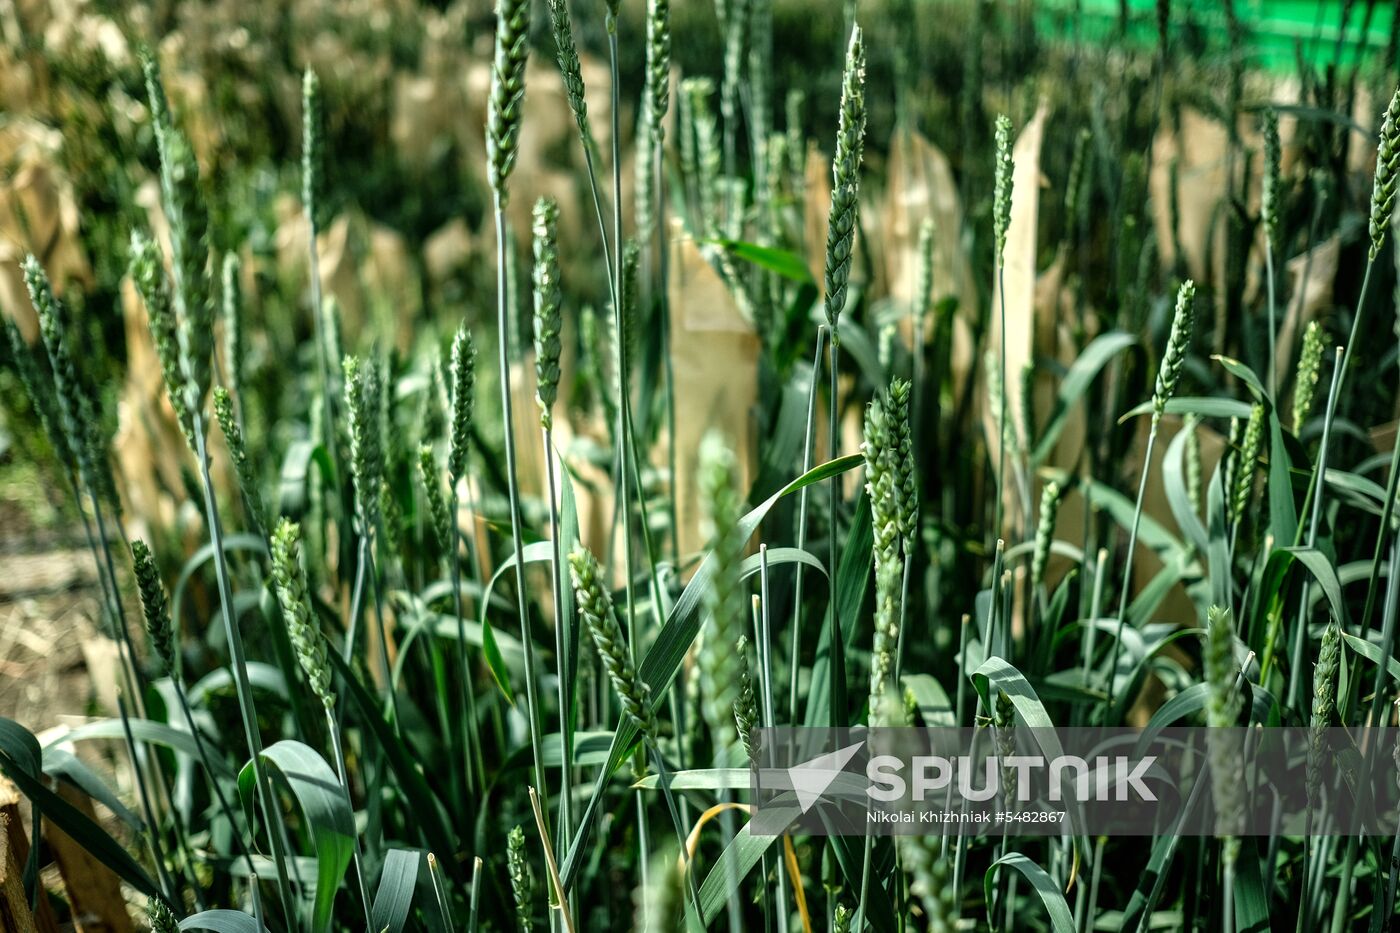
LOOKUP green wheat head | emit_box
[507,824,534,932]
[1368,86,1400,262]
[897,835,957,932]
[25,256,98,486]
[2,315,74,467]
[1185,416,1204,516]
[993,114,1013,264]
[1232,402,1264,523]
[487,0,532,202]
[570,545,656,740]
[142,55,214,421]
[129,229,193,444]
[1031,481,1062,592]
[1204,605,1243,863]
[914,217,936,334]
[684,77,721,237]
[131,540,176,676]
[1306,621,1340,808]
[532,197,563,430]
[302,68,326,229]
[1292,320,1326,434]
[148,900,181,933]
[645,0,672,141]
[447,326,477,484]
[1152,280,1196,426]
[734,634,759,761]
[822,25,867,341]
[222,252,243,398]
[418,442,453,556]
[214,386,266,535]
[1261,109,1282,252]
[271,518,335,709]
[546,0,594,152]
[343,355,384,529]
[863,380,909,706]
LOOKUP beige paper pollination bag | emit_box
[984,103,1047,538]
[881,125,984,455]
[668,218,759,562]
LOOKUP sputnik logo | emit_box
[787,740,866,813]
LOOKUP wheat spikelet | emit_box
[131,540,175,676]
[531,198,563,430]
[271,519,335,709]
[487,0,532,202]
[1292,320,1326,434]
[822,25,866,341]
[570,546,656,739]
[1152,280,1196,426]
[507,824,534,932]
[447,326,476,484]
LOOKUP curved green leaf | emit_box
[41,748,140,828]
[180,909,272,932]
[187,663,289,706]
[983,852,1076,933]
[238,741,354,933]
[1342,632,1400,683]
[1212,355,1269,402]
[1119,396,1255,422]
[277,439,337,518]
[1164,424,1208,555]
[901,673,956,726]
[44,718,236,778]
[713,238,815,284]
[171,533,269,631]
[1033,331,1136,463]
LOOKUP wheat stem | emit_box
[543,425,574,852]
[493,192,549,815]
[1284,348,1344,708]
[327,709,374,929]
[192,414,295,915]
[789,324,826,718]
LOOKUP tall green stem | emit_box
[994,263,1008,542]
[493,194,549,813]
[451,490,485,797]
[1265,242,1277,399]
[1286,348,1344,710]
[606,21,638,660]
[657,142,680,569]
[543,427,574,853]
[790,325,826,718]
[326,710,373,929]
[192,414,295,917]
[1106,424,1160,712]
[306,214,339,489]
[828,338,846,726]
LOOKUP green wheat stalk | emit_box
[1108,280,1195,710]
[487,0,549,824]
[1261,108,1281,398]
[139,57,295,914]
[532,195,575,855]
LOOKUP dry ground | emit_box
[0,484,104,730]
